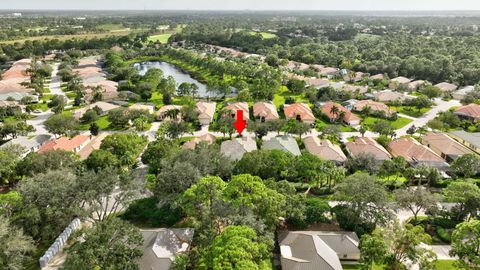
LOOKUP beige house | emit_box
[435,82,458,93]
[156,105,182,121]
[388,137,449,169]
[73,101,120,120]
[420,132,474,162]
[130,104,155,114]
[303,136,347,164]
[353,100,396,116]
[196,102,216,125]
[253,102,279,121]
[345,137,391,162]
[389,76,412,89]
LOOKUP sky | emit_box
[2,0,480,11]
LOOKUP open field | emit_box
[0,30,139,44]
[249,31,277,39]
[147,34,172,43]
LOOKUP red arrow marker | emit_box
[233,110,246,135]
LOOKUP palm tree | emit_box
[165,109,180,122]
[338,111,346,123]
[330,105,339,122]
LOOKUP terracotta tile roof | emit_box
[182,133,216,150]
[196,102,216,122]
[74,66,104,77]
[353,100,396,115]
[345,137,391,161]
[435,82,458,92]
[253,102,279,121]
[454,104,480,120]
[370,74,385,80]
[78,133,107,160]
[421,132,474,159]
[284,103,315,122]
[318,67,339,76]
[0,78,34,94]
[388,137,445,163]
[224,102,249,120]
[304,136,347,163]
[38,135,90,153]
[321,102,360,123]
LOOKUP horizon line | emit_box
[2,9,480,12]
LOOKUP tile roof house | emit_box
[420,132,475,162]
[0,78,34,95]
[130,104,155,114]
[389,76,412,89]
[253,102,279,121]
[353,100,396,116]
[452,86,475,100]
[370,74,385,80]
[305,78,330,88]
[449,130,480,154]
[263,135,301,156]
[345,137,392,161]
[321,102,360,126]
[408,80,426,91]
[454,103,480,122]
[139,228,194,270]
[38,135,90,154]
[78,133,108,160]
[279,231,360,270]
[435,82,458,93]
[303,136,347,164]
[224,102,249,121]
[284,103,316,125]
[157,105,183,121]
[196,102,216,125]
[318,67,339,77]
[220,137,257,161]
[182,133,216,150]
[388,137,449,169]
[374,90,409,103]
[73,101,120,119]
[343,71,367,82]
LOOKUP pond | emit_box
[134,61,233,98]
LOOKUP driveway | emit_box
[49,63,65,97]
[27,110,53,136]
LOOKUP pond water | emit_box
[134,61,216,97]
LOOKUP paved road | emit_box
[49,63,65,97]
[27,110,53,136]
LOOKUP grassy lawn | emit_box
[78,115,112,131]
[147,34,172,43]
[435,260,459,270]
[342,264,383,270]
[273,86,310,108]
[390,105,430,118]
[97,23,126,31]
[362,116,413,130]
[249,31,277,39]
[315,119,357,132]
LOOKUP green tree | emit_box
[100,133,147,167]
[0,218,35,270]
[199,225,272,270]
[89,122,99,136]
[444,181,480,221]
[394,188,439,222]
[16,150,78,177]
[83,149,119,172]
[62,218,143,270]
[107,107,130,129]
[450,219,480,270]
[44,114,79,136]
[451,154,480,178]
[360,222,435,270]
[0,145,23,185]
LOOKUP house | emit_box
[370,74,385,81]
[182,133,216,150]
[408,80,426,91]
[345,137,392,162]
[374,90,409,103]
[435,82,458,93]
[279,231,360,270]
[454,104,480,122]
[353,100,396,116]
[0,134,52,156]
[253,102,279,121]
[77,133,108,160]
[284,103,316,124]
[220,137,257,161]
[139,228,194,270]
[303,136,347,164]
[420,132,475,162]
[305,78,330,88]
[130,104,155,114]
[0,78,35,96]
[38,135,90,154]
[263,135,301,156]
[73,101,120,119]
[388,137,449,169]
[157,105,182,121]
[453,86,475,100]
[338,84,369,95]
[321,102,360,126]
[83,80,119,102]
[449,130,480,154]
[224,102,249,121]
[389,76,411,89]
[196,102,216,125]
[343,72,367,82]
[318,67,339,78]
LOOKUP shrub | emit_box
[305,197,330,224]
[121,197,183,227]
[436,227,452,243]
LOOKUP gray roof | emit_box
[220,137,258,161]
[450,130,480,149]
[0,92,38,101]
[455,86,475,95]
[1,134,52,152]
[262,135,301,156]
[280,231,360,270]
[140,228,194,270]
